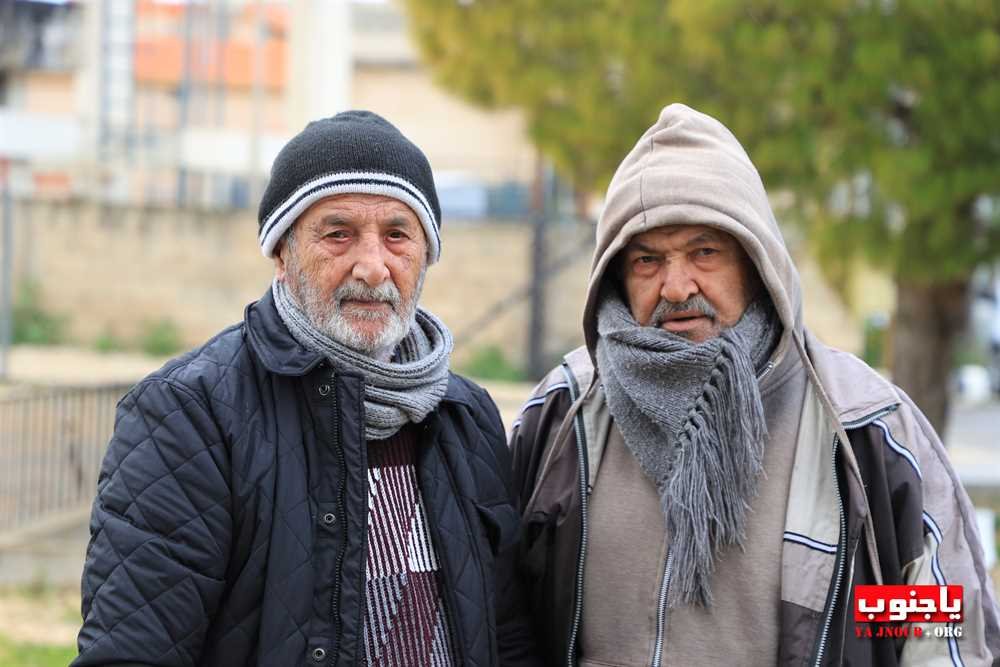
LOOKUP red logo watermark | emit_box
[854,585,963,623]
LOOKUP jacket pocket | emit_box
[473,500,520,555]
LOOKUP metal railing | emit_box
[0,383,131,533]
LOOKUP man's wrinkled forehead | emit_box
[625,223,740,252]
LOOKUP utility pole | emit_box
[213,0,227,126]
[97,1,135,201]
[527,154,552,381]
[249,0,265,204]
[177,0,194,207]
[0,159,13,382]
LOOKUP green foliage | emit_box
[459,345,527,382]
[94,328,126,354]
[953,332,989,367]
[0,634,76,667]
[12,282,65,345]
[861,313,888,369]
[138,318,183,357]
[403,0,1000,282]
[403,0,684,194]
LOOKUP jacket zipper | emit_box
[568,359,775,666]
[328,379,349,665]
[420,419,475,667]
[651,548,674,667]
[566,404,590,666]
[841,405,898,430]
[649,355,766,666]
[562,366,590,667]
[812,434,846,666]
[809,404,895,664]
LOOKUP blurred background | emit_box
[0,0,997,663]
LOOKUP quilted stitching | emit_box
[74,294,535,667]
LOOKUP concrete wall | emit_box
[7,198,863,375]
[8,199,593,370]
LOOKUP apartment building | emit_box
[0,0,536,217]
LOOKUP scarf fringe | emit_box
[664,331,767,607]
[595,290,778,609]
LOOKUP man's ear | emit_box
[273,239,288,281]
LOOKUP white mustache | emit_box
[650,295,718,327]
[333,280,401,310]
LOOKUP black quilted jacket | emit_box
[73,290,541,667]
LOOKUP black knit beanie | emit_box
[257,110,442,263]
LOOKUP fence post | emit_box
[0,384,130,535]
[0,158,13,382]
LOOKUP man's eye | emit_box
[325,230,349,240]
[387,231,408,240]
[694,247,718,257]
[636,255,657,264]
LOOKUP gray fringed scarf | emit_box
[595,290,781,608]
[272,279,453,441]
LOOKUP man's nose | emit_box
[660,261,698,304]
[351,236,390,287]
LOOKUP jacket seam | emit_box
[921,512,965,667]
[129,376,218,425]
[870,419,922,479]
[436,432,495,666]
[511,384,571,430]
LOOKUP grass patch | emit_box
[12,282,66,346]
[458,345,527,382]
[0,633,76,667]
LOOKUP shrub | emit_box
[11,282,65,345]
[138,318,183,357]
[94,329,126,354]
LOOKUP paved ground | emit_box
[1,345,169,392]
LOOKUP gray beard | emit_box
[595,288,781,608]
[271,276,454,441]
[285,258,424,361]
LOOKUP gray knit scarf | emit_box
[595,288,781,608]
[272,278,453,441]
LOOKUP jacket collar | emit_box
[245,288,470,407]
[244,288,326,377]
[803,330,900,426]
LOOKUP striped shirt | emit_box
[363,424,455,666]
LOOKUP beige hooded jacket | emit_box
[510,104,1000,666]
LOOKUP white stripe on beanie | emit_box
[259,170,441,264]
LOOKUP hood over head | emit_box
[584,103,803,362]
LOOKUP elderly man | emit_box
[510,104,1000,666]
[74,111,538,666]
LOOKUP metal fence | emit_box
[0,383,131,533]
